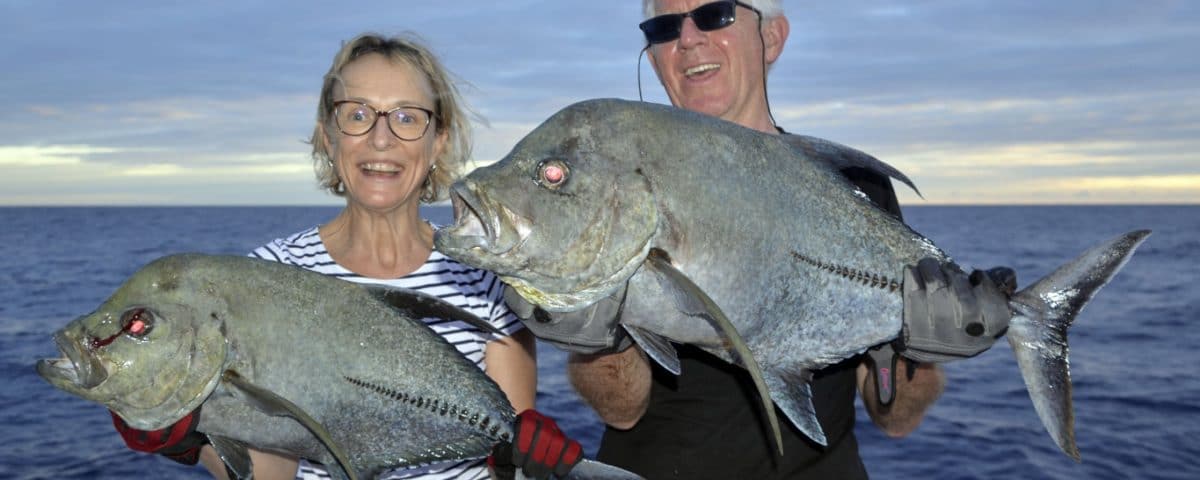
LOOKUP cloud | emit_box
[0,1,1196,205]
[0,145,118,166]
[1045,175,1200,192]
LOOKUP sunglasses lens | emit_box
[639,1,739,44]
[693,1,737,31]
[640,15,683,44]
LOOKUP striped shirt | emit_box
[250,226,521,480]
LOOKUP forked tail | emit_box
[1006,229,1151,461]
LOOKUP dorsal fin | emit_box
[780,134,921,197]
[363,284,502,336]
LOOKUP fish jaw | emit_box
[439,180,532,265]
[37,327,110,396]
[436,168,658,313]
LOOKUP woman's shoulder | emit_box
[248,226,329,266]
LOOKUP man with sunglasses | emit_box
[566,1,1016,478]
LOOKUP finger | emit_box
[972,274,1013,337]
[516,411,538,455]
[941,264,978,330]
[538,430,566,473]
[985,266,1018,296]
[555,440,584,478]
[902,264,931,348]
[917,257,945,289]
[529,417,555,479]
[903,266,932,343]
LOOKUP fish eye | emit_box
[120,308,155,338]
[537,159,569,190]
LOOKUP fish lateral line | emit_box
[790,250,900,292]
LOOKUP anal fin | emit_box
[762,368,826,447]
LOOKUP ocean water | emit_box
[1,205,1196,479]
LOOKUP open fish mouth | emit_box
[36,331,108,390]
[441,181,531,258]
[447,183,495,249]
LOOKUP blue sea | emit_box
[1,205,1196,479]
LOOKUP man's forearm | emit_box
[858,359,945,437]
[567,347,652,430]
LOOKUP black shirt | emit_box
[596,165,902,480]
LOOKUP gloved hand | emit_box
[900,258,1016,363]
[867,259,1015,405]
[504,285,632,354]
[110,408,207,465]
[488,409,583,480]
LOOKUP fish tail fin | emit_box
[1007,229,1151,461]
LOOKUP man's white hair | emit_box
[642,0,783,20]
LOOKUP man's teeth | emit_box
[685,64,719,76]
[361,163,400,173]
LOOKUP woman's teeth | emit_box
[361,163,400,174]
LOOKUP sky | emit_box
[1,0,1197,206]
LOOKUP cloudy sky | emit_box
[2,0,1196,206]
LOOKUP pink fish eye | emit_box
[121,308,154,338]
[538,160,569,189]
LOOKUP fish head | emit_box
[36,254,229,430]
[436,99,660,313]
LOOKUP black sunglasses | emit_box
[639,1,761,44]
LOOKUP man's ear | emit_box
[762,15,790,64]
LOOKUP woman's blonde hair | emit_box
[311,32,470,202]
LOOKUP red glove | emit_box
[488,409,583,480]
[110,409,207,465]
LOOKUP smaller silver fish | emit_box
[37,253,640,480]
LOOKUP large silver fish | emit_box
[433,98,1150,461]
[36,253,640,480]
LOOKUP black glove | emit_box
[899,258,1015,363]
[865,343,903,406]
[110,408,207,465]
[488,409,583,480]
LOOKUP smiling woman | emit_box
[84,32,559,480]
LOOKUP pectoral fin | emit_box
[624,325,680,375]
[642,251,784,455]
[364,284,502,336]
[221,370,359,480]
[207,435,253,480]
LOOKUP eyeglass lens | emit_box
[640,1,738,44]
[335,102,432,140]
